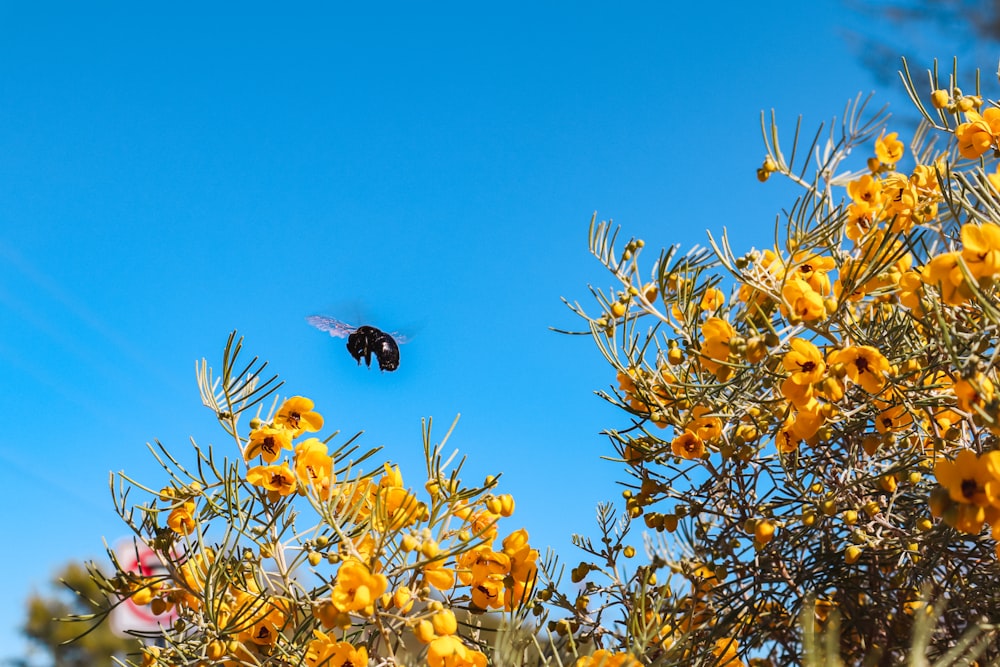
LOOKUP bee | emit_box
[306,315,404,372]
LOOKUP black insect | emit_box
[306,315,403,372]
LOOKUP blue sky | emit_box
[0,1,955,661]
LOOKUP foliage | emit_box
[69,58,1000,666]
[843,0,1000,86]
[559,59,1000,665]
[81,333,545,666]
[19,562,139,667]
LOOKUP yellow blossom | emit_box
[427,635,488,667]
[875,403,913,434]
[293,437,333,490]
[273,396,324,437]
[955,108,1000,159]
[245,425,293,463]
[780,376,818,411]
[921,251,969,306]
[167,500,197,536]
[790,252,835,295]
[700,317,736,374]
[700,287,725,311]
[689,405,723,442]
[934,449,1000,507]
[846,202,876,241]
[847,173,882,206]
[330,558,388,615]
[897,270,924,312]
[828,346,890,394]
[961,221,1000,279]
[954,374,995,413]
[875,131,904,165]
[782,338,826,385]
[712,636,745,667]
[373,486,425,532]
[305,631,368,667]
[781,278,825,321]
[575,650,641,667]
[246,463,297,501]
[671,429,705,459]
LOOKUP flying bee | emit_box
[306,315,404,372]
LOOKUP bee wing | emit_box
[306,315,357,339]
[388,331,409,345]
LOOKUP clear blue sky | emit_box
[0,2,954,661]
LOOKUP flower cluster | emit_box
[97,346,542,667]
[566,63,1000,664]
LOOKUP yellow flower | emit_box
[426,635,487,667]
[789,408,824,441]
[372,486,424,532]
[470,576,505,609]
[960,222,1000,279]
[955,108,1000,159]
[828,346,889,394]
[392,585,415,613]
[574,650,641,667]
[245,426,292,463]
[782,338,826,385]
[790,252,835,295]
[689,405,723,442]
[910,161,942,191]
[875,131,904,165]
[671,429,705,459]
[846,202,876,241]
[781,278,825,322]
[422,557,456,592]
[875,403,913,434]
[379,462,405,488]
[274,396,324,437]
[167,500,197,535]
[712,636,745,667]
[458,546,510,586]
[700,287,725,311]
[503,530,538,610]
[738,249,785,311]
[430,609,458,636]
[313,599,348,630]
[847,173,883,206]
[780,376,818,411]
[330,558,388,615]
[243,596,288,646]
[700,316,736,364]
[952,502,988,534]
[897,270,924,312]
[293,437,333,490]
[453,505,501,543]
[246,463,297,501]
[305,631,368,667]
[776,418,800,453]
[921,251,969,306]
[934,449,1000,507]
[881,172,919,232]
[954,373,995,413]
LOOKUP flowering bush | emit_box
[81,60,1000,666]
[92,335,541,666]
[558,60,1000,664]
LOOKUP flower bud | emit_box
[431,609,457,636]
